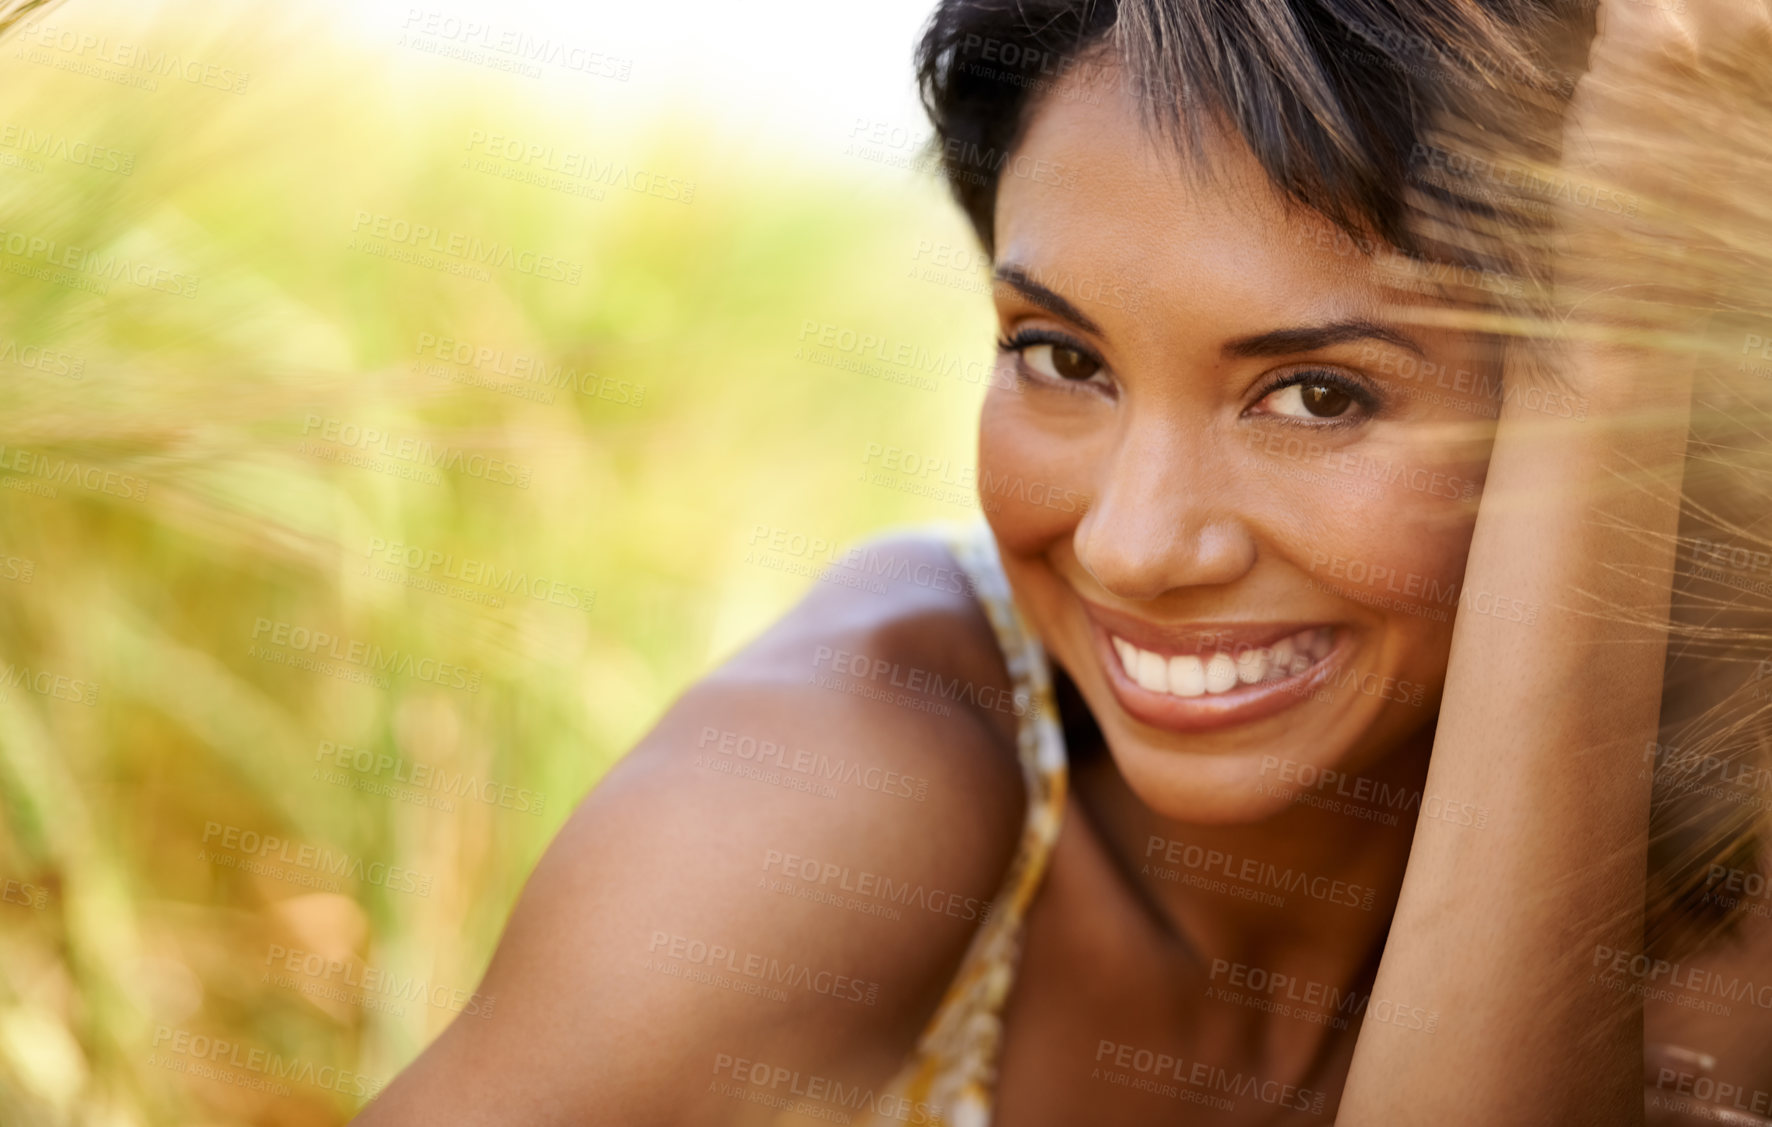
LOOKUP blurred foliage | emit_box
[0,1,993,1122]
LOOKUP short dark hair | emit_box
[914,0,1591,268]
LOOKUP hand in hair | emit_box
[1554,0,1772,329]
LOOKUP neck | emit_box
[1066,702,1431,987]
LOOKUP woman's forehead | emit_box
[993,79,1468,337]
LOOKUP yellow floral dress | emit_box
[853,516,1071,1127]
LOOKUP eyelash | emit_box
[1248,368,1384,428]
[995,327,1108,392]
[996,327,1388,425]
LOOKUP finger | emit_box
[1677,0,1772,55]
[1593,0,1695,56]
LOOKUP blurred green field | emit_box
[0,2,993,1122]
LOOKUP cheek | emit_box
[1282,466,1479,621]
[977,381,1098,553]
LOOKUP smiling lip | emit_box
[1079,600,1348,734]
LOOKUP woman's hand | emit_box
[1555,0,1772,336]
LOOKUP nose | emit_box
[1072,415,1257,601]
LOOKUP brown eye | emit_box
[1026,343,1101,382]
[1255,377,1368,421]
[1300,384,1353,417]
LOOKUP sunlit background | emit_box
[0,0,995,1121]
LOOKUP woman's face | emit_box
[982,65,1499,823]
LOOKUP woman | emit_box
[357,0,1772,1123]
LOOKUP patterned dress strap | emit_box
[853,515,1070,1127]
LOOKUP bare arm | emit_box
[1336,343,1694,1124]
[1340,0,1769,1117]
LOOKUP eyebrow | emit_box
[992,265,1103,336]
[992,263,1426,359]
[1221,319,1427,359]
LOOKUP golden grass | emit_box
[0,2,991,1122]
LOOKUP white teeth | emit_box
[1110,627,1334,701]
[1167,654,1205,697]
[1204,653,1239,694]
[1136,648,1168,692]
[1269,636,1294,671]
[1113,636,1137,677]
[1235,647,1269,684]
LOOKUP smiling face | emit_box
[982,62,1501,824]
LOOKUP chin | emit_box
[1089,691,1378,825]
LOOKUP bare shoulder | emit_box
[355,527,1029,1127]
